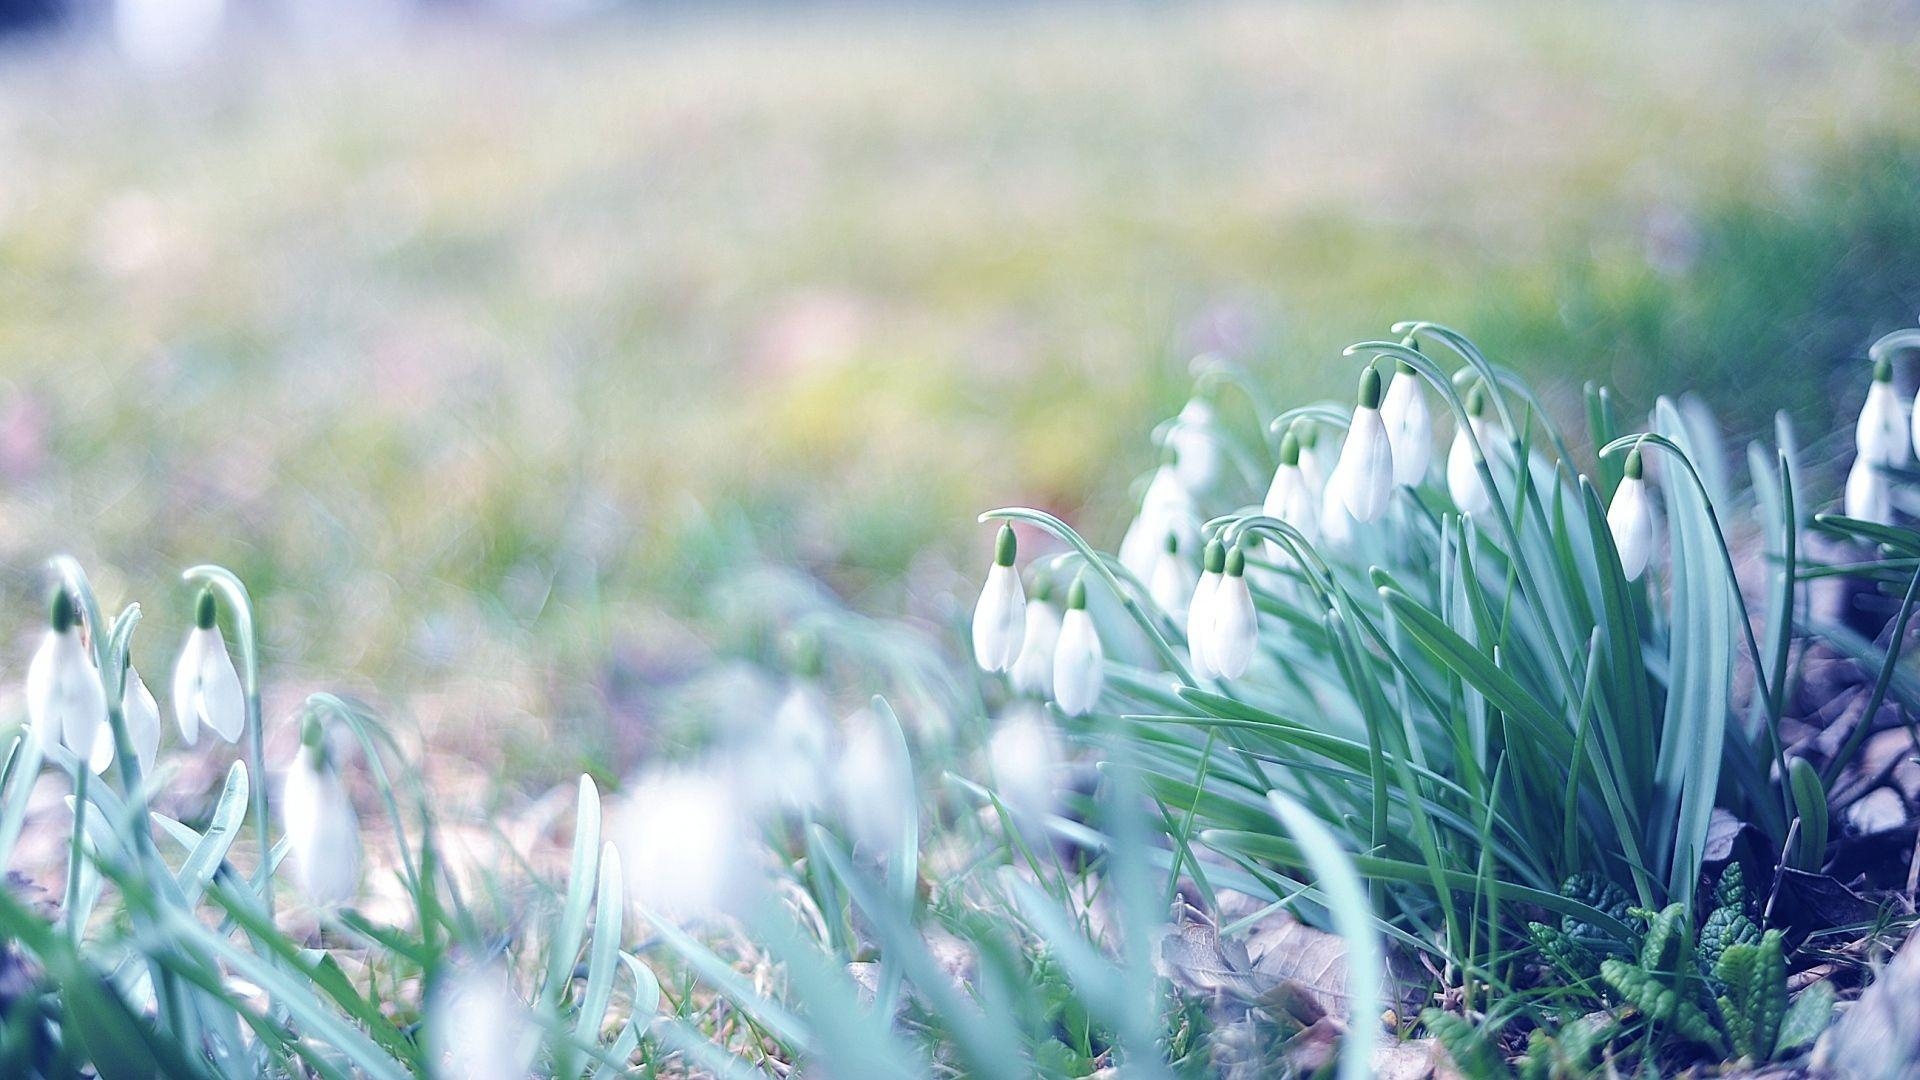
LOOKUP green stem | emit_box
[66,766,89,944]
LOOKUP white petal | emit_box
[1606,476,1655,581]
[757,684,835,811]
[1148,545,1198,622]
[1010,601,1062,698]
[1380,375,1433,486]
[1846,457,1893,525]
[122,667,162,776]
[283,755,361,908]
[1122,468,1198,580]
[1186,572,1220,677]
[1858,381,1910,466]
[1052,609,1105,717]
[30,631,109,773]
[836,710,913,854]
[428,963,539,1080]
[617,765,754,919]
[1447,424,1493,516]
[1320,476,1356,545]
[170,631,204,746]
[1262,464,1319,543]
[971,565,1027,673]
[1209,577,1259,679]
[194,629,247,743]
[988,706,1059,821]
[1169,400,1221,491]
[1336,407,1394,523]
[1910,387,1920,462]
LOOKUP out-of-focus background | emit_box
[2,1,1917,793]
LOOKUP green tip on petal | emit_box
[1032,575,1054,604]
[1224,545,1246,577]
[1874,357,1894,383]
[49,588,75,634]
[1396,359,1416,377]
[1465,382,1489,418]
[1066,574,1088,611]
[1163,531,1179,554]
[993,524,1017,567]
[1358,365,1383,410]
[1203,538,1226,574]
[789,630,824,678]
[1625,449,1644,480]
[195,588,217,630]
[301,713,324,749]
[1279,428,1301,466]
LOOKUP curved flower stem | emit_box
[183,564,273,920]
[65,767,88,944]
[1867,327,1920,366]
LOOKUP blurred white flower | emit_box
[27,589,111,774]
[1052,576,1104,717]
[1186,539,1225,679]
[1208,545,1259,680]
[971,526,1026,673]
[427,962,538,1080]
[1119,465,1201,582]
[1379,361,1433,487]
[1846,456,1893,525]
[1447,384,1495,516]
[1166,398,1221,492]
[1262,427,1319,544]
[172,589,245,745]
[759,681,835,811]
[121,665,161,776]
[1147,532,1198,622]
[1857,359,1909,467]
[1009,581,1062,699]
[616,765,754,920]
[1332,366,1394,524]
[1319,478,1357,546]
[988,705,1059,821]
[114,0,225,74]
[1607,451,1656,581]
[282,715,360,910]
[836,709,914,854]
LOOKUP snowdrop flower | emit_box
[1118,464,1201,581]
[1166,398,1221,492]
[172,589,245,744]
[616,764,754,920]
[282,715,360,909]
[1607,450,1657,581]
[1187,539,1226,678]
[1846,456,1893,525]
[1447,383,1495,516]
[1298,424,1333,502]
[427,961,538,1080]
[1208,544,1259,680]
[1262,427,1319,543]
[760,679,835,811]
[1319,479,1357,546]
[27,588,111,774]
[1009,577,1062,698]
[988,704,1059,821]
[121,666,161,776]
[1052,575,1104,717]
[836,708,914,854]
[972,525,1026,673]
[1379,361,1433,487]
[1857,358,1909,467]
[1331,365,1395,524]
[1148,532,1198,622]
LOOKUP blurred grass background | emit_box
[1,1,1917,790]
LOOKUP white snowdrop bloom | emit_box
[1118,465,1201,582]
[1857,359,1909,467]
[1052,576,1105,718]
[1332,366,1395,524]
[27,589,111,774]
[987,705,1060,821]
[1319,476,1357,547]
[1186,540,1225,678]
[760,681,835,811]
[172,589,245,745]
[1209,545,1259,680]
[1447,384,1495,516]
[121,665,162,776]
[1148,532,1198,622]
[427,962,538,1080]
[1606,451,1657,582]
[1379,361,1433,487]
[1846,456,1893,525]
[616,764,754,920]
[1298,426,1334,502]
[1166,398,1221,492]
[282,715,360,910]
[1009,580,1062,698]
[836,708,914,854]
[971,526,1027,673]
[1263,427,1319,543]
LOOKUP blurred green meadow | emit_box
[1,1,1917,791]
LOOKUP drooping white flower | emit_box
[1846,456,1893,525]
[27,589,111,774]
[427,961,539,1080]
[1167,398,1222,492]
[616,764,754,920]
[282,715,360,909]
[1858,358,1909,467]
[1298,425,1334,503]
[172,589,245,745]
[121,665,161,776]
[1263,427,1319,543]
[1147,532,1198,622]
[1208,545,1259,680]
[1319,479,1356,547]
[836,707,914,854]
[1118,465,1202,582]
[1009,579,1063,698]
[972,526,1027,673]
[759,680,835,812]
[1331,365,1395,524]
[1447,383,1495,516]
[987,705,1059,821]
[1052,575,1104,717]
[1186,539,1225,678]
[1606,451,1656,581]
[1379,361,1433,487]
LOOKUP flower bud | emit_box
[1051,575,1104,717]
[971,526,1027,673]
